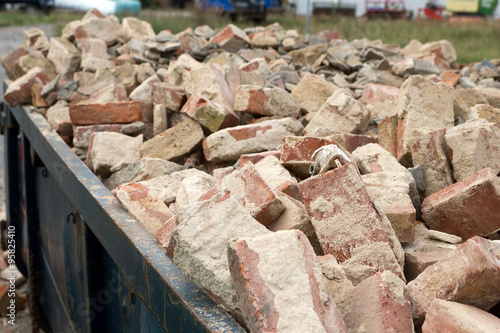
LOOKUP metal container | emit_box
[1,99,245,333]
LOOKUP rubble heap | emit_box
[3,9,500,332]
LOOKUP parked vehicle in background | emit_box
[197,0,283,22]
[0,0,55,13]
[419,0,498,20]
[55,0,141,15]
[446,0,498,16]
[365,0,408,19]
[0,0,141,14]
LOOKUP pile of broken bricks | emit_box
[2,8,500,332]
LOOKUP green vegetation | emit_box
[1,8,499,64]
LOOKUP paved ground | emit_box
[0,22,54,333]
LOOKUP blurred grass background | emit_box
[0,9,499,64]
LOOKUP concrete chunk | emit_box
[168,191,270,314]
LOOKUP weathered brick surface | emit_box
[152,83,186,112]
[453,88,489,121]
[404,251,449,282]
[440,70,460,87]
[240,151,280,165]
[319,131,378,153]
[3,67,50,107]
[227,230,347,333]
[104,157,183,190]
[267,192,321,253]
[352,143,406,174]
[234,85,301,118]
[345,271,414,333]
[121,17,156,42]
[409,128,453,197]
[422,299,500,333]
[445,118,500,181]
[421,168,500,240]
[175,174,217,208]
[168,191,271,314]
[298,163,404,285]
[1,46,28,80]
[69,101,151,125]
[47,37,81,78]
[139,168,212,205]
[203,118,303,163]
[362,83,399,105]
[209,24,250,52]
[378,115,398,157]
[201,162,285,226]
[304,89,370,135]
[291,73,339,114]
[140,119,204,162]
[88,132,142,177]
[280,136,340,179]
[115,182,175,235]
[180,93,226,132]
[407,236,500,321]
[394,75,454,164]
[155,215,179,251]
[362,172,416,242]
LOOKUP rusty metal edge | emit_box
[7,104,244,333]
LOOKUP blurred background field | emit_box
[0,9,498,64]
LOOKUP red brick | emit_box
[115,183,175,235]
[327,131,379,153]
[345,271,414,333]
[69,101,152,125]
[298,163,404,284]
[407,236,500,322]
[155,215,179,255]
[180,93,226,132]
[440,70,460,87]
[209,24,250,52]
[422,168,500,240]
[280,136,339,179]
[152,83,186,112]
[378,116,398,157]
[3,67,50,107]
[233,85,267,116]
[362,83,399,105]
[240,151,280,165]
[422,299,500,333]
[0,46,28,80]
[200,162,284,226]
[227,230,347,333]
[404,251,449,282]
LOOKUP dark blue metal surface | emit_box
[2,102,245,333]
